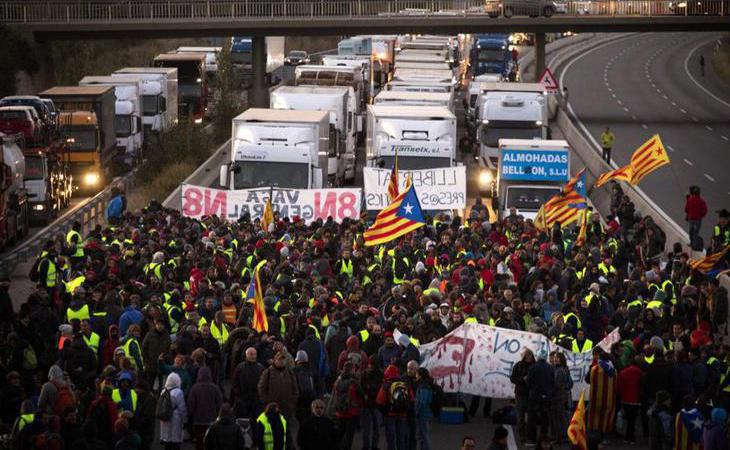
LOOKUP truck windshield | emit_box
[506,187,561,212]
[233,161,309,189]
[64,127,97,151]
[480,125,542,148]
[381,156,451,170]
[24,156,43,180]
[142,95,160,115]
[477,49,504,63]
[115,115,132,137]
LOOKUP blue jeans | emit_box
[689,219,702,248]
[360,407,381,450]
[384,415,408,450]
[416,417,431,450]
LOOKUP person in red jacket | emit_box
[684,185,708,250]
[617,356,644,444]
[376,364,414,450]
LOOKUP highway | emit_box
[561,32,730,240]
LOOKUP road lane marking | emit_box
[704,174,715,182]
[692,117,699,122]
[632,115,637,120]
[612,93,616,98]
[671,102,677,106]
[623,107,630,112]
[706,125,713,131]
[685,37,730,110]
[666,145,675,152]
[662,95,668,99]
[642,124,649,129]
[617,99,622,105]
[680,108,687,113]
[683,158,694,166]
[722,136,729,141]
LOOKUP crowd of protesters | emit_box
[0,180,728,450]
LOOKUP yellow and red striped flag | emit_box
[246,260,268,332]
[364,175,425,247]
[595,164,633,188]
[629,134,670,185]
[543,189,587,228]
[689,245,729,274]
[568,390,588,450]
[575,208,589,247]
[387,150,399,202]
[261,199,274,233]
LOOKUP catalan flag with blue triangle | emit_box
[674,408,703,450]
[364,176,425,246]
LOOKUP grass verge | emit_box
[711,35,730,86]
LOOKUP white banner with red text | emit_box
[181,184,362,223]
[363,166,467,210]
[419,323,619,399]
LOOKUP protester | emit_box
[203,404,249,450]
[255,402,287,450]
[414,367,435,450]
[187,366,224,450]
[159,372,187,450]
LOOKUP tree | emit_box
[0,26,39,97]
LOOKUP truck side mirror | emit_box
[219,164,229,189]
[160,97,167,113]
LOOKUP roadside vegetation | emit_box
[711,34,730,86]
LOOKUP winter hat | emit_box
[295,350,309,364]
[397,333,411,348]
[415,261,426,274]
[711,407,727,424]
[649,336,664,352]
[280,246,290,258]
[383,364,400,380]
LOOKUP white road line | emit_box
[662,95,668,99]
[680,108,687,113]
[623,107,630,112]
[722,136,729,141]
[671,102,677,106]
[706,125,713,131]
[632,115,638,120]
[704,174,716,182]
[642,124,649,129]
[612,93,616,98]
[667,145,675,152]
[617,99,622,105]
[684,158,694,166]
[685,37,730,110]
[692,117,699,122]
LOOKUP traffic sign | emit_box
[539,67,559,93]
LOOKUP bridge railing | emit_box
[2,0,727,23]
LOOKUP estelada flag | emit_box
[587,360,618,433]
[594,164,633,188]
[629,134,670,185]
[246,260,268,332]
[387,149,399,202]
[261,199,274,233]
[674,408,704,450]
[364,175,425,247]
[575,208,589,247]
[568,390,587,450]
[689,245,729,274]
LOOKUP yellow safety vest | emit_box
[66,304,90,323]
[66,230,84,257]
[571,338,594,353]
[16,414,34,432]
[409,337,420,347]
[144,262,163,280]
[576,267,586,280]
[210,321,230,346]
[65,275,86,294]
[392,258,409,284]
[339,259,354,278]
[82,332,100,354]
[256,412,287,450]
[45,258,57,288]
[661,280,677,305]
[646,300,664,311]
[598,262,615,277]
[464,317,478,324]
[563,312,582,330]
[714,225,730,245]
[584,293,598,307]
[359,329,369,342]
[111,388,138,412]
[644,354,655,365]
[164,303,181,333]
[122,337,143,370]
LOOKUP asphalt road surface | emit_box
[561,32,730,241]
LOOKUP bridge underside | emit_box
[23,15,730,40]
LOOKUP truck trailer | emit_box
[112,67,179,134]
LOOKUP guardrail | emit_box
[2,0,727,23]
[0,170,138,278]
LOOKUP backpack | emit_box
[429,382,445,416]
[29,257,42,282]
[389,381,410,414]
[53,382,76,416]
[334,379,353,413]
[296,369,317,400]
[23,346,38,371]
[156,388,174,421]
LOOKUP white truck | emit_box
[493,139,570,220]
[321,55,385,98]
[219,109,330,190]
[78,76,144,166]
[392,68,456,86]
[476,82,548,170]
[374,90,455,113]
[395,51,450,65]
[112,67,179,134]
[366,105,456,170]
[386,80,453,94]
[270,85,357,184]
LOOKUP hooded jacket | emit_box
[186,367,223,425]
[258,364,299,418]
[159,373,187,443]
[375,365,413,417]
[101,324,120,368]
[337,335,369,374]
[141,326,171,374]
[38,365,66,414]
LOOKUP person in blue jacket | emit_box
[415,367,434,450]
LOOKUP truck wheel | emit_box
[503,6,514,17]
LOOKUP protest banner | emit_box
[181,184,361,223]
[419,323,619,399]
[363,166,466,210]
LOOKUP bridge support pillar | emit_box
[249,36,269,108]
[535,32,546,82]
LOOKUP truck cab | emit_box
[0,133,29,247]
[494,139,570,220]
[470,34,516,80]
[113,67,179,133]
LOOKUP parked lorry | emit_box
[386,80,454,94]
[39,86,116,190]
[23,137,73,224]
[0,133,29,248]
[270,85,356,184]
[219,109,330,190]
[112,67,179,134]
[153,52,207,123]
[476,82,548,170]
[374,90,455,112]
[321,55,385,99]
[492,139,570,220]
[469,34,517,80]
[366,105,456,170]
[79,76,144,167]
